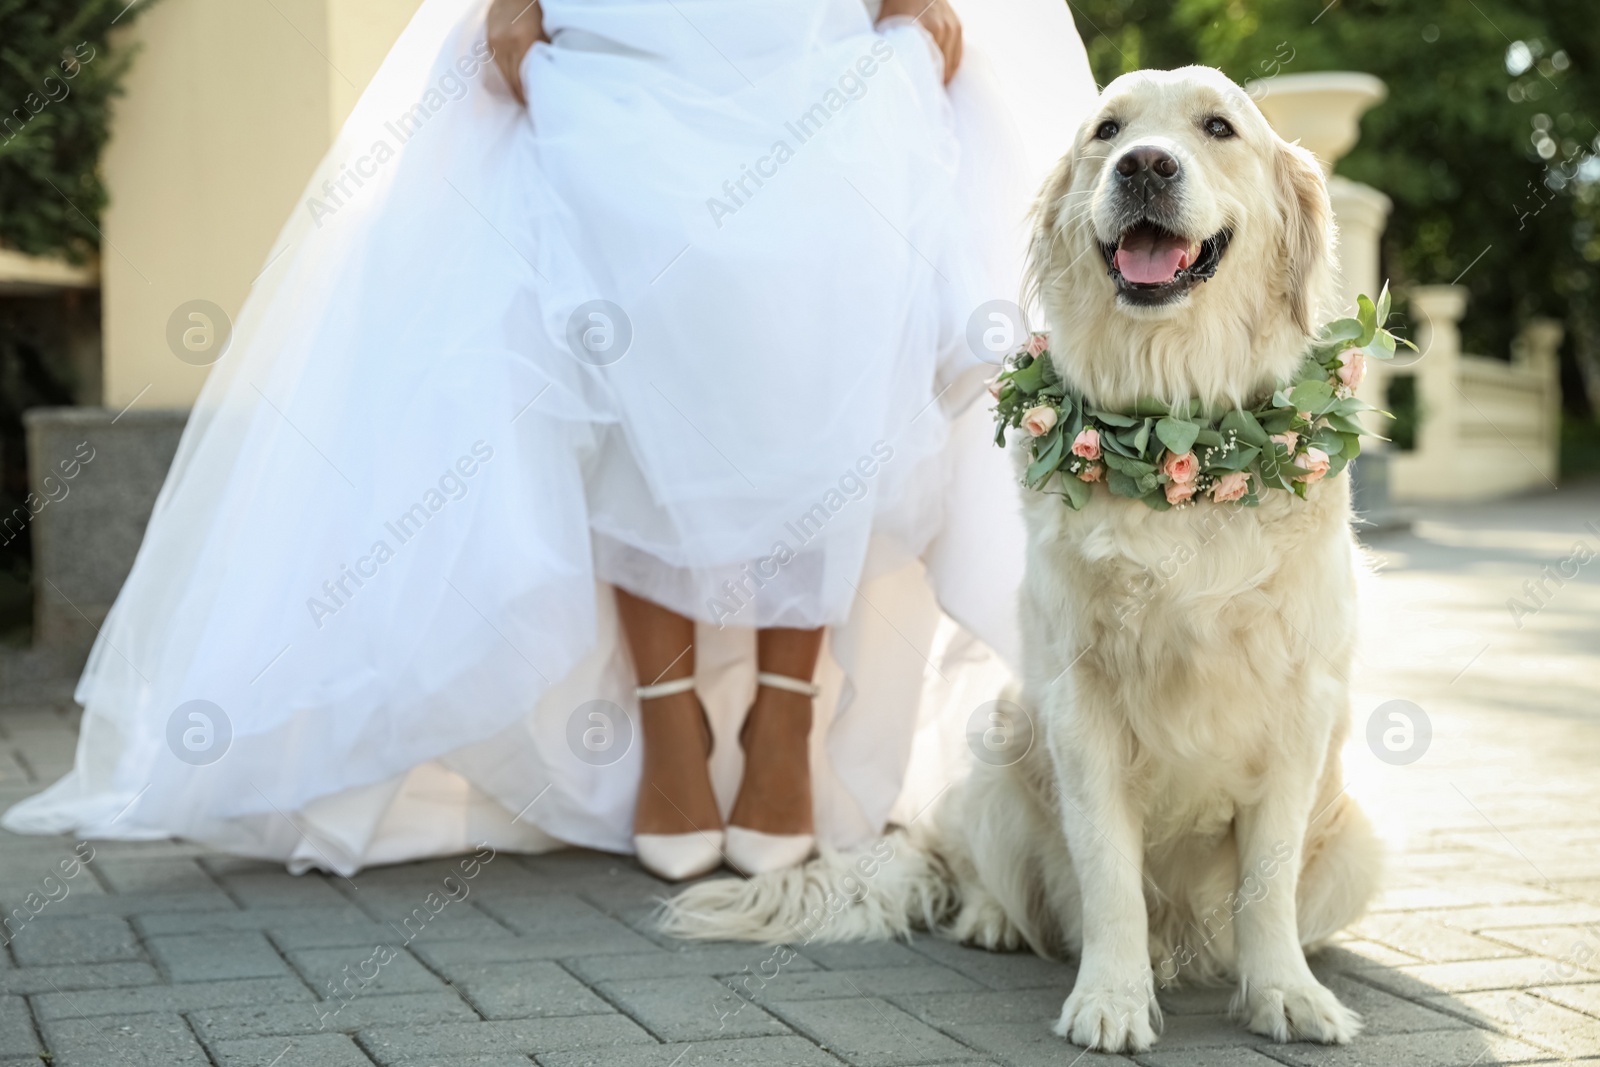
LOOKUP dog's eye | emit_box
[1203,116,1235,139]
[1094,120,1121,141]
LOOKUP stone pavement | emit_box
[1,480,1598,1067]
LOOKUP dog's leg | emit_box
[1047,696,1160,1054]
[1230,711,1362,1045]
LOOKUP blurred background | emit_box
[1,0,1597,684]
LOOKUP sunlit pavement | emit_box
[0,482,1597,1067]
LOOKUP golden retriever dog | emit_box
[662,66,1382,1055]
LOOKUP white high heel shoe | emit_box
[725,671,819,876]
[632,676,724,882]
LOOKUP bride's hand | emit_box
[876,0,962,84]
[486,0,549,105]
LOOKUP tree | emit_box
[0,0,153,261]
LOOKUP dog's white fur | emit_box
[661,67,1382,1055]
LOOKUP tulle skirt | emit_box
[3,0,1095,873]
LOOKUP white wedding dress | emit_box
[4,0,1095,874]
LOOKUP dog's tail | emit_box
[657,829,957,944]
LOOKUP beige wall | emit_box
[102,0,424,409]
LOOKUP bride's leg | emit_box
[614,588,722,836]
[728,626,823,835]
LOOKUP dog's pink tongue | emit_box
[1115,231,1191,285]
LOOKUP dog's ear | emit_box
[1273,139,1336,335]
[1024,149,1079,312]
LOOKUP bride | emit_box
[4,0,1094,878]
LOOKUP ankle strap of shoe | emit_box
[635,676,696,701]
[756,671,821,698]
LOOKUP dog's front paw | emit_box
[1054,976,1160,1053]
[1232,977,1362,1044]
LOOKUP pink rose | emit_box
[1338,349,1366,390]
[1077,462,1104,483]
[1162,451,1198,484]
[1271,431,1299,454]
[1211,471,1250,503]
[1026,334,1049,357]
[1294,447,1331,484]
[986,375,1003,399]
[1021,405,1057,437]
[1071,428,1102,460]
[1164,480,1196,505]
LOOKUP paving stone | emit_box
[918,1020,1135,1066]
[1155,1014,1252,1049]
[1534,982,1600,1019]
[538,1035,847,1066]
[886,987,1065,1027]
[209,1032,377,1066]
[7,915,141,965]
[1357,957,1580,997]
[1153,987,1235,1017]
[562,945,820,983]
[599,975,789,1042]
[1421,902,1600,932]
[223,872,357,910]
[1477,924,1600,971]
[434,960,612,1021]
[290,945,449,1000]
[1319,974,1476,1035]
[0,960,160,994]
[1133,1049,1289,1067]
[189,991,479,1041]
[30,976,314,1021]
[471,894,659,956]
[797,941,932,970]
[1424,989,1600,1058]
[1310,939,1422,970]
[41,1011,211,1066]
[763,996,978,1066]
[1264,1029,1551,1066]
[735,964,981,1002]
[355,1015,654,1064]
[1354,914,1529,963]
[135,908,371,937]
[390,1057,533,1067]
[904,935,1077,991]
[42,889,238,916]
[0,995,42,1060]
[93,857,219,894]
[148,931,291,982]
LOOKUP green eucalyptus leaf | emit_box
[1102,451,1156,477]
[1356,294,1378,344]
[1321,317,1364,343]
[1221,409,1269,447]
[1059,472,1091,510]
[1088,408,1140,427]
[1024,431,1067,487]
[1133,418,1153,454]
[1106,469,1144,499]
[1288,378,1334,411]
[1155,417,1200,455]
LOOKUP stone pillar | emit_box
[1514,318,1565,484]
[1409,285,1469,466]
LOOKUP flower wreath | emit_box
[990,288,1412,510]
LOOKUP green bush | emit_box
[0,0,153,262]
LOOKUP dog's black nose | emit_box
[1115,147,1181,193]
